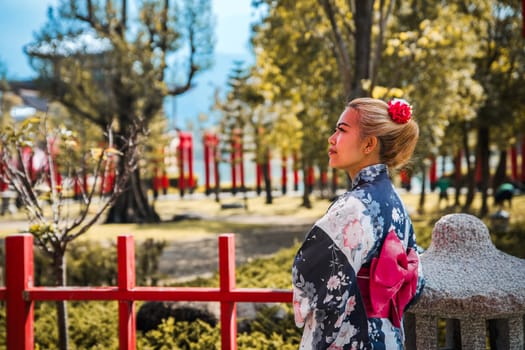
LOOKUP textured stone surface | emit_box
[409,213,525,317]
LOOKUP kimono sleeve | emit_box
[291,196,375,348]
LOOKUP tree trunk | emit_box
[318,166,327,200]
[350,0,373,99]
[54,251,69,350]
[418,165,427,214]
[214,158,221,203]
[262,160,273,205]
[453,151,462,207]
[478,127,490,217]
[462,124,476,211]
[331,168,338,198]
[318,0,353,97]
[492,149,507,192]
[106,167,161,223]
[301,164,312,209]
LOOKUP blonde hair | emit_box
[347,97,419,169]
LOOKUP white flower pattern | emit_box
[293,164,425,350]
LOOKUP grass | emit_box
[1,190,523,249]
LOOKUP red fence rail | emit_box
[0,233,293,350]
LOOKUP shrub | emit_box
[33,301,119,350]
[137,318,220,349]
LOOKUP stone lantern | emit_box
[404,213,525,350]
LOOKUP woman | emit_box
[292,97,424,349]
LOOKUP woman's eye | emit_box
[335,126,344,132]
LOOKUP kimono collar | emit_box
[351,164,389,189]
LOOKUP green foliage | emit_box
[31,238,166,287]
[137,318,220,349]
[235,245,297,288]
[68,302,119,349]
[237,331,298,350]
[0,306,5,349]
[136,305,301,349]
[244,305,302,347]
[490,222,525,259]
[34,302,59,349]
[136,238,168,286]
[412,219,434,250]
[67,240,118,286]
[33,301,118,350]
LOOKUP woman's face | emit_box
[328,107,374,179]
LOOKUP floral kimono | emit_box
[292,164,424,349]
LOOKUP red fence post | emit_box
[5,234,34,350]
[118,235,136,350]
[219,234,237,350]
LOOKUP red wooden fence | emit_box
[0,233,293,349]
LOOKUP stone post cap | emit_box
[409,213,525,317]
[427,213,494,255]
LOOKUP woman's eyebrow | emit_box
[337,122,351,128]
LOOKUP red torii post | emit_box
[230,129,244,195]
[230,133,237,195]
[293,152,299,192]
[281,154,288,195]
[238,133,245,193]
[306,166,315,194]
[177,131,194,197]
[429,156,437,191]
[521,136,525,184]
[203,132,219,196]
[266,150,272,192]
[203,133,212,195]
[256,163,262,195]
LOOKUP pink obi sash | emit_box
[357,229,419,328]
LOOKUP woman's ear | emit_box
[364,136,378,154]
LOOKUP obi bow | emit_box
[357,229,419,328]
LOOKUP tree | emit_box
[25,0,215,223]
[471,0,525,216]
[253,0,524,216]
[215,61,294,204]
[252,0,343,207]
[0,114,139,350]
[374,3,487,212]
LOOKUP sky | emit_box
[0,0,254,79]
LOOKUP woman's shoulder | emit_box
[316,193,373,234]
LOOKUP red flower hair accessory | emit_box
[388,99,412,124]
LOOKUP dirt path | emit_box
[158,223,312,282]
